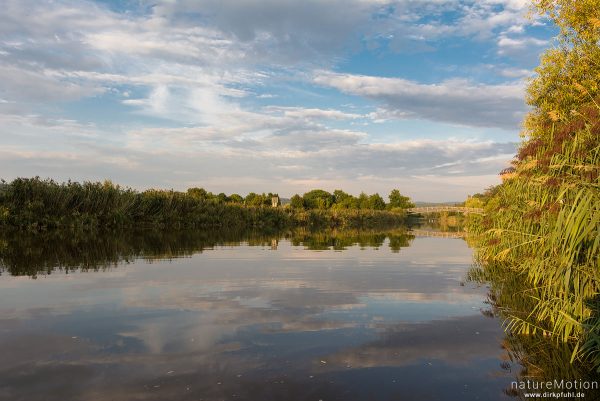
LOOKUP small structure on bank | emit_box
[271,195,280,208]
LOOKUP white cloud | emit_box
[124,105,366,153]
[0,0,543,115]
[0,106,516,201]
[147,0,385,63]
[497,35,548,56]
[377,0,535,50]
[0,65,102,102]
[265,107,363,120]
[0,0,546,200]
[314,71,526,129]
[0,136,515,201]
[498,67,532,78]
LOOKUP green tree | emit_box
[387,189,415,209]
[229,194,243,203]
[216,192,228,204]
[357,192,370,209]
[368,193,386,210]
[289,194,304,209]
[332,189,358,209]
[187,187,208,200]
[302,190,335,210]
[244,192,265,207]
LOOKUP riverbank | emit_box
[0,178,408,230]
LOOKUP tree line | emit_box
[0,177,414,230]
[289,189,414,211]
[186,187,280,207]
[185,187,416,211]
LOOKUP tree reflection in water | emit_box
[0,228,414,277]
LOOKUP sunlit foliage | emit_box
[469,0,600,369]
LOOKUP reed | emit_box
[467,0,600,370]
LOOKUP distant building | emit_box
[271,195,280,208]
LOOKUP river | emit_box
[0,228,572,400]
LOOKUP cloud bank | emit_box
[0,0,550,200]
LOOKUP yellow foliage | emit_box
[521,159,539,170]
[548,110,560,121]
[501,173,517,181]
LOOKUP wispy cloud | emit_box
[314,71,526,129]
[0,0,550,200]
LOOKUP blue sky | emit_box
[0,0,555,201]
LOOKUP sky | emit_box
[0,0,556,201]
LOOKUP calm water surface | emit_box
[0,229,518,400]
